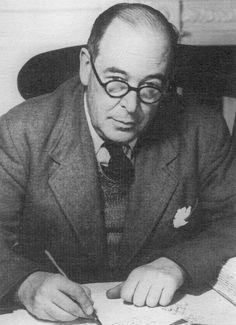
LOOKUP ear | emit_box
[79,47,92,86]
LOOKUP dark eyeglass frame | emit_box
[89,57,166,104]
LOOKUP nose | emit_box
[120,90,139,114]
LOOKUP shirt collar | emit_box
[84,93,137,155]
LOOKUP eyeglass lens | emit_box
[106,81,162,104]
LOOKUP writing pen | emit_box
[45,249,102,325]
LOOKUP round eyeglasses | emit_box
[90,59,164,104]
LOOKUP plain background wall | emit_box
[0,0,104,115]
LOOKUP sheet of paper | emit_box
[0,282,181,325]
[162,287,236,325]
[91,283,181,325]
[89,283,236,325]
[1,282,236,325]
[211,257,236,305]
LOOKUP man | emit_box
[0,2,236,323]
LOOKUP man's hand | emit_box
[107,257,186,307]
[17,271,94,322]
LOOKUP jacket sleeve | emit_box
[163,112,236,287]
[0,114,50,303]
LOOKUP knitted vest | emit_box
[99,169,130,272]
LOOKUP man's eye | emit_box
[144,82,162,89]
[110,76,125,82]
[104,75,124,82]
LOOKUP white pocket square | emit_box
[173,206,191,228]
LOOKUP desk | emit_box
[1,282,236,325]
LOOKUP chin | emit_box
[105,130,137,144]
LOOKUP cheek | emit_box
[87,82,103,120]
[87,87,117,127]
[138,105,157,128]
[88,77,116,109]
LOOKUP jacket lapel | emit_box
[48,85,105,260]
[47,85,182,269]
[120,127,179,267]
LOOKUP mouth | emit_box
[113,118,136,128]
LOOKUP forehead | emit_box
[95,19,171,78]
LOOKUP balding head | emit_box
[87,2,179,70]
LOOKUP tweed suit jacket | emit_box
[0,75,236,302]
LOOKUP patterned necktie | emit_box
[102,141,134,185]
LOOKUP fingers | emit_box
[145,284,163,307]
[120,271,140,303]
[30,292,81,322]
[59,279,94,316]
[51,290,86,318]
[111,260,184,308]
[82,284,92,297]
[18,272,95,322]
[106,283,123,299]
[123,277,175,308]
[38,281,93,322]
[159,282,176,306]
[130,278,151,306]
[43,301,81,322]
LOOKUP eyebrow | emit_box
[142,74,167,83]
[103,66,166,83]
[103,66,128,76]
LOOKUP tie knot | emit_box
[102,141,134,185]
[103,142,126,159]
